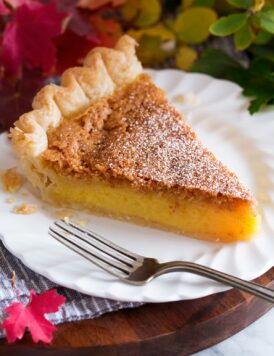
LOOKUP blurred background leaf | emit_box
[122,0,161,27]
[135,35,174,65]
[258,9,274,33]
[127,23,174,42]
[176,45,198,69]
[226,0,253,9]
[210,13,248,36]
[234,23,254,50]
[175,7,217,44]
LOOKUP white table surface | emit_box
[195,307,274,356]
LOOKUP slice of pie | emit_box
[11,35,259,243]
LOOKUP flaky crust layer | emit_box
[11,35,142,158]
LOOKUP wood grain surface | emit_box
[1,267,273,356]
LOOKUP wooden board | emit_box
[1,267,273,356]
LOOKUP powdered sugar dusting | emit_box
[45,74,252,201]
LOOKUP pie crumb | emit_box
[54,209,76,220]
[64,216,70,224]
[6,197,16,204]
[173,93,198,106]
[172,94,185,104]
[75,218,88,226]
[14,203,38,215]
[1,168,23,193]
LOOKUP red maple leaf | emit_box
[0,1,31,24]
[0,0,9,15]
[54,29,97,74]
[50,0,99,74]
[53,0,98,40]
[6,0,31,9]
[0,69,45,132]
[1,289,66,343]
[0,2,69,78]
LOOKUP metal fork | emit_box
[49,220,274,303]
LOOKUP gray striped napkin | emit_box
[0,238,142,338]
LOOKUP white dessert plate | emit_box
[1,69,274,302]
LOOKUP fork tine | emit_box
[53,222,133,268]
[53,220,141,268]
[49,228,130,279]
[56,219,142,261]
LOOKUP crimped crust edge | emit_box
[10,35,142,159]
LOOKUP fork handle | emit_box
[157,261,274,303]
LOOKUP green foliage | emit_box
[210,13,248,36]
[214,0,239,15]
[175,7,217,44]
[243,58,274,114]
[192,48,244,82]
[258,9,274,33]
[234,23,254,49]
[135,35,174,65]
[209,1,274,50]
[192,0,215,6]
[122,0,161,28]
[249,39,274,60]
[226,0,253,9]
[254,30,272,44]
[128,23,175,42]
[176,45,198,70]
[121,0,274,113]
[192,48,274,113]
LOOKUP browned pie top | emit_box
[43,74,252,202]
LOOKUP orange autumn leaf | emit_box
[89,12,123,47]
[77,0,125,10]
